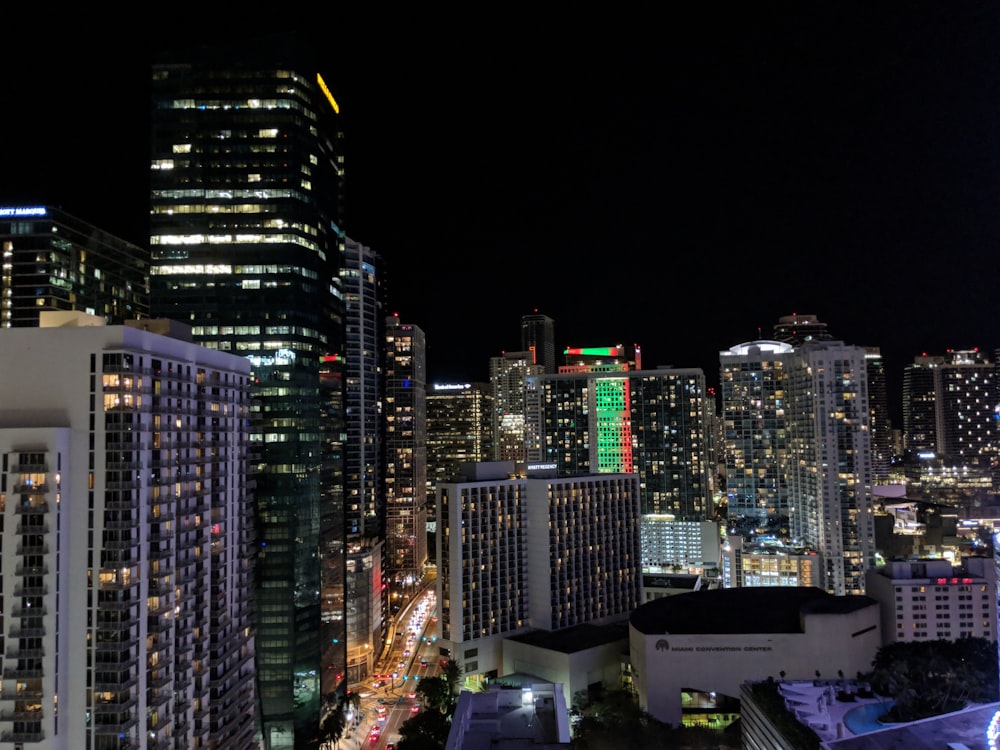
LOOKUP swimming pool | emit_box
[843,700,895,735]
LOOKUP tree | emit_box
[415,675,451,713]
[869,637,999,722]
[397,704,452,750]
[318,705,345,749]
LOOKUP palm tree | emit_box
[319,704,346,749]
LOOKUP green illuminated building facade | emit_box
[530,367,711,518]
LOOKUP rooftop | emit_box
[506,622,629,654]
[631,587,876,635]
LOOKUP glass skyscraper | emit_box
[149,34,346,749]
[0,205,149,327]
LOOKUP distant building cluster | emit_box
[1,32,999,750]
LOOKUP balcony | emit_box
[3,666,43,678]
[12,483,49,494]
[12,584,48,597]
[0,709,43,721]
[0,729,45,743]
[10,607,46,618]
[13,544,48,556]
[13,501,50,514]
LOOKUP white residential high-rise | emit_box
[786,340,876,595]
[489,351,543,462]
[719,340,794,525]
[0,313,255,749]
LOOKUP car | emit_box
[403,650,410,657]
[407,692,417,699]
[420,659,428,667]
[411,703,421,713]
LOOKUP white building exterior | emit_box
[445,682,571,749]
[864,556,997,643]
[0,313,255,749]
[629,587,881,726]
[786,341,876,595]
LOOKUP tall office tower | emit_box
[426,382,493,526]
[437,462,640,682]
[719,340,794,526]
[0,205,149,327]
[341,238,384,539]
[384,316,428,600]
[771,312,835,346]
[318,354,347,703]
[902,355,944,453]
[531,367,711,518]
[149,35,346,748]
[785,341,876,595]
[865,347,893,483]
[0,313,255,749]
[520,310,556,374]
[489,350,543,462]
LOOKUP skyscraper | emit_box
[530,366,711,519]
[719,339,794,525]
[0,205,149,327]
[426,382,493,518]
[384,315,428,603]
[341,238,384,539]
[149,34,346,748]
[520,310,556,374]
[786,340,876,595]
[902,355,943,454]
[489,350,543,462]
[0,313,255,749]
[865,346,893,483]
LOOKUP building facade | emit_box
[384,316,428,603]
[149,34,346,748]
[629,587,880,726]
[341,238,384,539]
[0,314,255,749]
[720,535,820,589]
[0,205,149,327]
[864,556,997,643]
[426,382,493,529]
[437,463,641,683]
[490,351,543,462]
[719,340,794,525]
[786,341,876,595]
[520,311,556,374]
[531,367,712,519]
[865,346,893,484]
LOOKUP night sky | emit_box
[2,6,999,423]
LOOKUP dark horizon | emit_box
[2,7,998,429]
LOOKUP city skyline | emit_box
[2,7,999,409]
